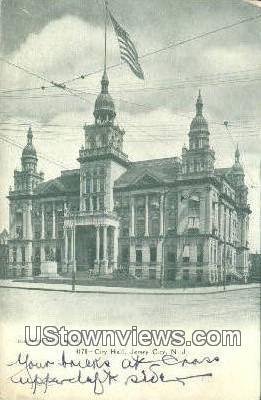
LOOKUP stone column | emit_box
[52,202,56,240]
[94,226,100,274]
[17,246,22,265]
[26,242,33,276]
[90,196,93,213]
[142,242,150,279]
[156,240,163,280]
[159,194,164,237]
[205,188,212,234]
[22,205,27,239]
[70,226,76,275]
[129,239,136,276]
[64,229,68,272]
[40,243,45,264]
[101,226,109,274]
[90,176,93,193]
[70,229,74,262]
[41,204,45,239]
[80,175,84,210]
[9,203,15,239]
[113,227,119,271]
[219,203,224,240]
[97,178,100,193]
[225,208,229,242]
[96,226,100,261]
[228,209,232,243]
[26,201,33,240]
[130,197,135,237]
[145,195,149,237]
[103,226,108,261]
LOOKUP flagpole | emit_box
[104,0,108,72]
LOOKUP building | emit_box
[7,71,251,284]
[0,228,9,278]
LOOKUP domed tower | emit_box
[78,69,129,212]
[228,145,248,206]
[93,70,116,125]
[21,126,38,173]
[182,90,215,174]
[13,127,44,193]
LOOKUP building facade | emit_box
[7,71,251,284]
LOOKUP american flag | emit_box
[109,11,144,80]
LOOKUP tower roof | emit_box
[94,70,116,124]
[231,144,244,174]
[190,90,209,133]
[22,126,37,158]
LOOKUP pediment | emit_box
[132,171,162,188]
[41,180,65,194]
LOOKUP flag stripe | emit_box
[120,50,144,76]
[109,10,144,80]
[120,50,143,75]
[118,42,139,65]
[117,35,139,59]
[118,38,139,61]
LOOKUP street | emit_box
[0,286,259,329]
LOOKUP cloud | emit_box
[243,0,261,7]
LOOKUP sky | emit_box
[0,0,260,251]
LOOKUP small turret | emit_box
[230,144,244,186]
[12,126,44,193]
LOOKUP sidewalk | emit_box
[0,279,259,295]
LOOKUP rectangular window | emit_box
[93,195,97,211]
[135,269,142,278]
[183,269,189,281]
[121,246,129,263]
[34,247,40,263]
[34,230,41,240]
[168,251,176,263]
[56,247,61,262]
[100,178,105,192]
[16,226,23,239]
[21,247,25,266]
[188,217,199,229]
[149,269,156,280]
[196,269,203,282]
[93,178,98,193]
[85,197,90,212]
[122,227,129,237]
[99,195,104,211]
[197,243,203,264]
[86,178,91,193]
[150,247,157,263]
[12,248,17,265]
[136,250,142,265]
[151,219,159,236]
[136,219,145,237]
[183,245,190,263]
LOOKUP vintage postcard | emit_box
[0,0,260,399]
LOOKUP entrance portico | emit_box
[64,211,119,275]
